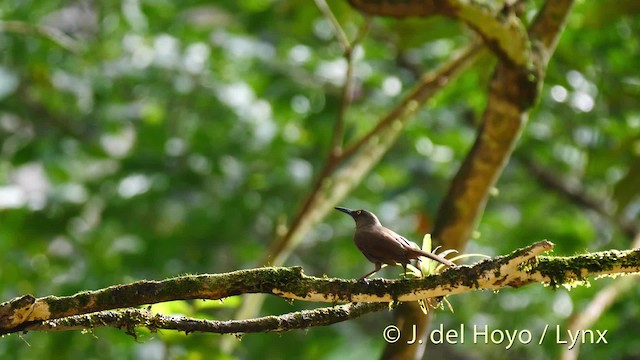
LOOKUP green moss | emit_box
[535,249,640,288]
[45,294,85,315]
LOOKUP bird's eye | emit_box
[356,210,361,215]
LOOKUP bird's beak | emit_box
[334,207,354,216]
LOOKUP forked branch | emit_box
[2,241,639,335]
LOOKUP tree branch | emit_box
[372,0,575,357]
[3,241,639,335]
[529,0,575,60]
[561,232,640,360]
[433,0,574,254]
[21,302,389,335]
[347,0,530,67]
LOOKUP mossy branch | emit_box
[347,0,530,67]
[21,303,390,335]
[2,241,639,335]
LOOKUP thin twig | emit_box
[261,15,370,265]
[0,20,83,53]
[341,41,484,160]
[263,40,483,266]
[561,274,637,360]
[314,0,351,53]
[330,17,371,160]
[232,12,371,347]
[519,155,639,240]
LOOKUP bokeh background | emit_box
[1,1,639,359]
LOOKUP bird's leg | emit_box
[359,263,382,280]
[358,270,375,280]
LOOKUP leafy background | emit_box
[1,1,639,359]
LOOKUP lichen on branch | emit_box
[1,241,638,336]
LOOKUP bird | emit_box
[335,207,456,279]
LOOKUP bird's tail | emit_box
[406,247,456,267]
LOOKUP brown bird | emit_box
[335,207,456,279]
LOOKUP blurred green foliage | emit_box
[0,1,639,359]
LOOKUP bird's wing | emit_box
[380,227,456,267]
[354,227,410,264]
[386,229,417,248]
